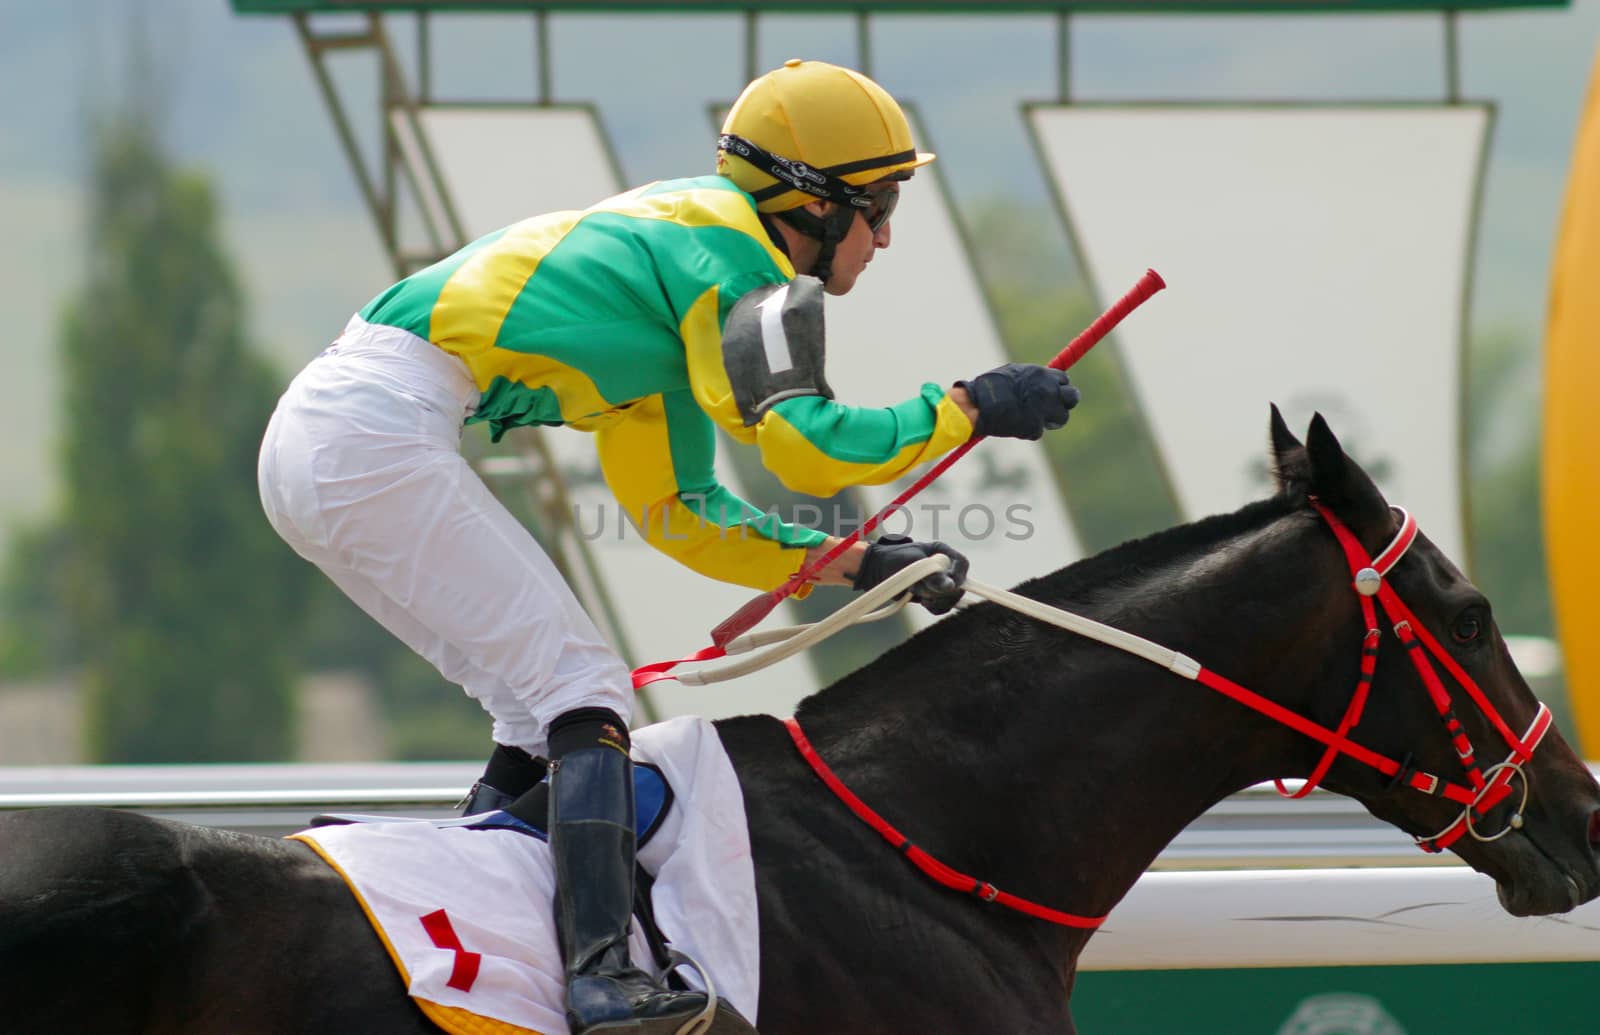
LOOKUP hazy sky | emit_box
[2,0,1598,550]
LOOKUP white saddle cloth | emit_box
[291,716,759,1035]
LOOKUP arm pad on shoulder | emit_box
[721,276,834,426]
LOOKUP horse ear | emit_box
[1305,412,1390,528]
[1269,404,1310,496]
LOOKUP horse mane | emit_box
[795,490,1305,718]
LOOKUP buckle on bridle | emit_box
[1463,761,1530,842]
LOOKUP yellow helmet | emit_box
[717,59,935,214]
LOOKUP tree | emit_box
[60,110,310,761]
[0,520,78,679]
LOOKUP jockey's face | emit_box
[820,187,894,296]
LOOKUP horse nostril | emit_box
[1590,809,1600,849]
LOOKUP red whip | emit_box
[631,268,1166,687]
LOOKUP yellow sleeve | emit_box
[593,391,827,593]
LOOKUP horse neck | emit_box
[791,502,1352,931]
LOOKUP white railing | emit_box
[13,762,1598,867]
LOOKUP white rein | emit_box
[675,557,1202,685]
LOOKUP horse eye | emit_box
[1452,612,1483,644]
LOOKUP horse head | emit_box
[1268,405,1600,916]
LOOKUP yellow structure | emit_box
[1543,43,1600,758]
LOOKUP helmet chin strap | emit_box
[776,204,857,284]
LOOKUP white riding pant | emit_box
[258,316,634,756]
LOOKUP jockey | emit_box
[258,59,1079,1035]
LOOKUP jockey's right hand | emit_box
[851,534,969,615]
[955,362,1080,440]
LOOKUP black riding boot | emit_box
[461,743,547,815]
[549,712,752,1035]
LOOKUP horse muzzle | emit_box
[1489,802,1600,916]
[1495,869,1585,916]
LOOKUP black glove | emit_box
[955,362,1080,440]
[850,534,969,615]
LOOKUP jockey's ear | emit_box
[1268,403,1309,497]
[1304,412,1391,537]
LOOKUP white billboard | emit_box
[1030,105,1487,565]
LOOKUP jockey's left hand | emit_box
[851,535,969,615]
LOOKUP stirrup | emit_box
[567,948,754,1035]
[659,950,720,1035]
[646,950,758,1035]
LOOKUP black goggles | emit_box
[862,186,899,232]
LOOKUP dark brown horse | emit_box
[3,412,1597,1035]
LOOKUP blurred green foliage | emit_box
[0,521,78,677]
[57,112,308,761]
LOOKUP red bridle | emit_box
[1293,500,1553,852]
[785,500,1554,929]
